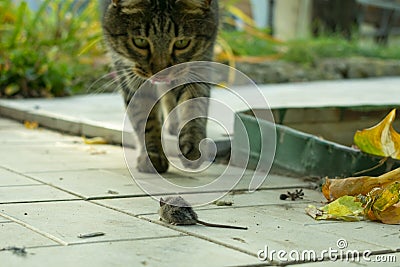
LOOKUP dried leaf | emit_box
[322,167,400,201]
[82,136,107,145]
[213,200,233,206]
[87,147,107,155]
[24,120,39,129]
[354,109,400,159]
[373,204,400,224]
[305,196,364,222]
[305,205,323,219]
[363,182,400,224]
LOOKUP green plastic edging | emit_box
[232,112,400,178]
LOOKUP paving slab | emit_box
[126,169,312,193]
[0,236,260,267]
[0,168,41,187]
[94,189,324,217]
[2,77,400,148]
[292,252,400,267]
[25,169,142,199]
[0,200,180,245]
[0,117,24,128]
[0,222,59,248]
[0,110,399,266]
[0,123,81,144]
[125,152,311,183]
[22,161,312,201]
[141,208,389,259]
[303,220,400,251]
[0,184,79,204]
[0,142,125,173]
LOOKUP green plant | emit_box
[0,0,106,98]
[219,30,278,57]
[283,37,400,64]
[217,2,400,65]
[219,28,400,65]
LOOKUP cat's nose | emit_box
[150,59,172,75]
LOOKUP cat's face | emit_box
[103,0,218,80]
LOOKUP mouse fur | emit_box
[158,196,248,230]
[159,196,198,225]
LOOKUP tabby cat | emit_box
[102,0,219,173]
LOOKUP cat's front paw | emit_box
[179,141,204,169]
[137,152,169,173]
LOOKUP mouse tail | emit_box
[196,219,248,230]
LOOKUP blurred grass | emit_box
[0,0,107,98]
[1,1,400,98]
[282,36,400,64]
[219,30,277,57]
[221,30,400,65]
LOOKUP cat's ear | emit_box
[111,0,150,14]
[112,0,119,7]
[111,0,148,7]
[176,0,213,9]
[160,197,165,207]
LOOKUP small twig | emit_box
[353,157,388,176]
[78,232,105,238]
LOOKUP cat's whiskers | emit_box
[124,72,145,93]
[87,68,136,96]
[85,71,119,96]
[132,67,149,79]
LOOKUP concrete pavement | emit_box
[0,118,399,266]
[1,77,400,266]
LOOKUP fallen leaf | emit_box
[82,136,107,145]
[373,204,400,224]
[305,205,323,219]
[322,167,400,201]
[213,200,233,206]
[354,109,400,159]
[24,121,39,129]
[363,182,400,224]
[87,147,107,155]
[305,196,364,222]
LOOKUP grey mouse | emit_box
[158,196,248,230]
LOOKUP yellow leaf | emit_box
[24,121,39,129]
[305,196,364,222]
[363,182,400,224]
[354,109,400,159]
[82,136,107,145]
[322,167,400,201]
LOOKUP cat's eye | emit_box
[132,37,149,49]
[174,39,191,50]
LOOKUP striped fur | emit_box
[102,0,219,173]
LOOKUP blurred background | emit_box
[1,0,400,98]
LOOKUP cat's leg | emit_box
[159,88,179,136]
[124,92,169,173]
[176,83,210,169]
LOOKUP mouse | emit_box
[158,196,248,230]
